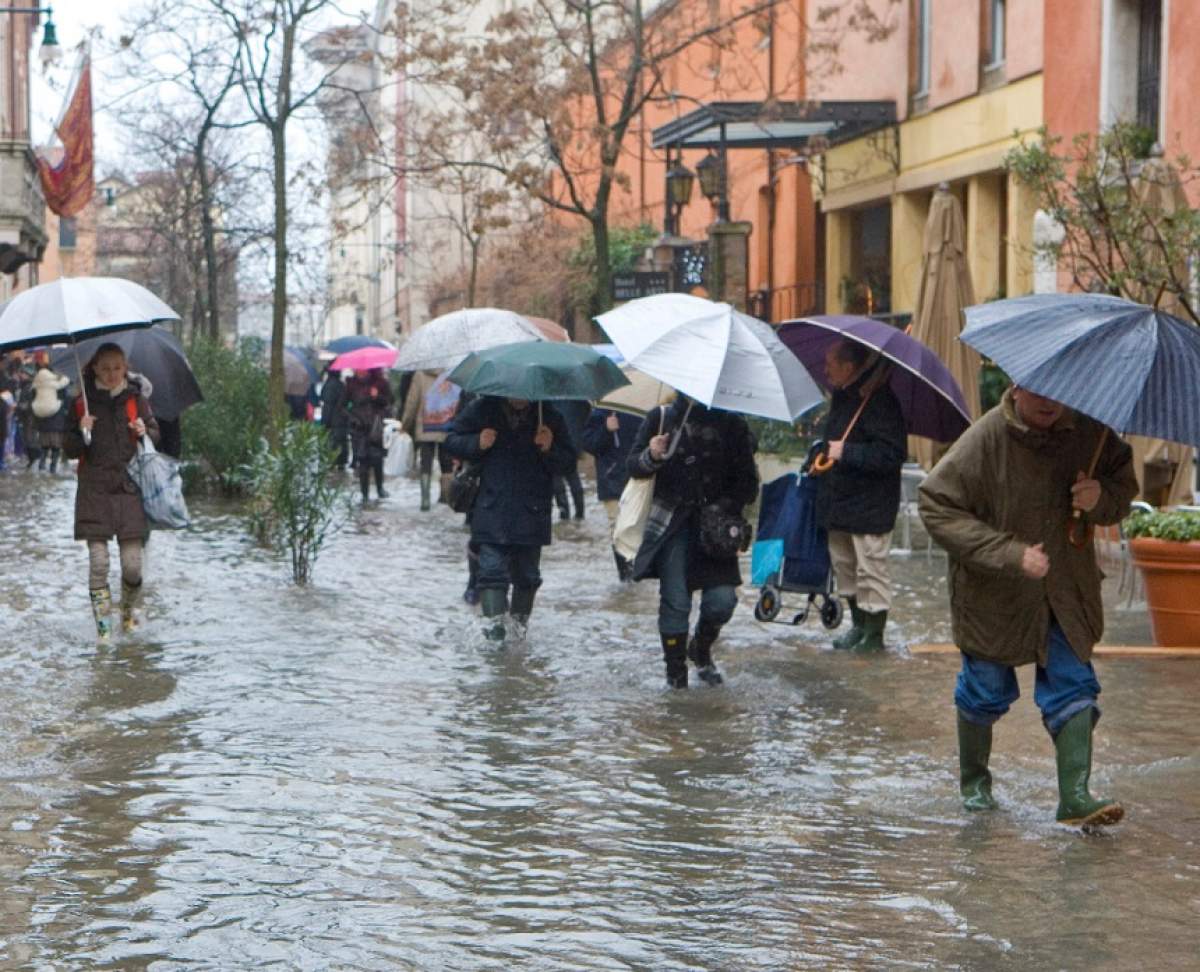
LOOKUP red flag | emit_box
[37,57,94,218]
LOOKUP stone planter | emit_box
[1129,537,1200,648]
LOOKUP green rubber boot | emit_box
[957,713,998,811]
[89,587,113,643]
[854,609,887,653]
[832,595,865,650]
[1054,709,1124,828]
[479,588,509,644]
[419,474,432,512]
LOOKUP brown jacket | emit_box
[400,370,448,444]
[63,377,161,542]
[918,390,1137,666]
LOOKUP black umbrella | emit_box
[51,325,204,421]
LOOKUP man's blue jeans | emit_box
[655,526,737,636]
[477,543,542,593]
[955,620,1101,737]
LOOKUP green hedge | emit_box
[181,338,271,495]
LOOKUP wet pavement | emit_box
[1,466,1197,970]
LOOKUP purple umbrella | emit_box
[777,315,971,443]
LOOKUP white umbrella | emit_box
[393,307,551,373]
[0,276,181,440]
[594,293,823,421]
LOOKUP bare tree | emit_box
[207,0,359,432]
[405,0,782,315]
[116,0,257,341]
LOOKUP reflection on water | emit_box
[0,468,1195,970]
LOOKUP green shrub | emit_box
[245,421,352,584]
[1123,508,1200,542]
[181,338,271,494]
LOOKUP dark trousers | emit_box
[325,425,348,469]
[358,456,384,498]
[418,441,451,476]
[477,543,542,593]
[553,469,585,518]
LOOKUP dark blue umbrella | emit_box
[321,334,394,356]
[961,293,1200,446]
[778,315,972,443]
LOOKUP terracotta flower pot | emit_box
[1129,536,1200,648]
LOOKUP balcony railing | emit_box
[749,282,824,324]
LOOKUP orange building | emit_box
[1045,0,1199,197]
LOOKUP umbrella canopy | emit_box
[778,315,971,443]
[910,187,980,464]
[283,346,320,396]
[594,293,823,422]
[0,276,180,352]
[329,344,399,373]
[1127,152,1196,505]
[447,341,629,402]
[394,308,552,373]
[961,293,1200,446]
[524,315,572,343]
[49,325,203,421]
[595,366,674,417]
[320,334,395,357]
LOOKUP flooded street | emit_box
[1,467,1197,970]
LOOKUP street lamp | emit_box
[0,5,62,68]
[695,150,730,222]
[663,161,694,237]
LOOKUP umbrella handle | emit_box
[72,343,92,446]
[810,451,836,475]
[1065,428,1110,549]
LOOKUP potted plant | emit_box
[1124,508,1200,648]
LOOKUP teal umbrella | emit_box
[448,340,630,403]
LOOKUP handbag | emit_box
[698,503,753,559]
[612,408,665,562]
[447,460,482,514]
[127,437,190,530]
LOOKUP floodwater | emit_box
[1,467,1197,971]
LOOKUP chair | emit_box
[894,463,934,559]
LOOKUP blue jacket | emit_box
[581,408,641,501]
[446,397,577,546]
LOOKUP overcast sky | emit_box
[31,0,376,169]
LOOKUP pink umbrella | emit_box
[329,345,399,372]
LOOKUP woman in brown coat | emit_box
[63,343,160,641]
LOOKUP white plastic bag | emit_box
[612,475,655,562]
[127,438,190,530]
[384,426,412,477]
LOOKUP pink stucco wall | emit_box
[1164,0,1200,181]
[1005,0,1044,80]
[928,0,980,109]
[805,0,910,120]
[1043,0,1101,145]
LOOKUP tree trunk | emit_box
[590,215,612,317]
[468,238,480,307]
[269,119,288,439]
[196,128,222,342]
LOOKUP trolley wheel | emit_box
[819,595,844,630]
[754,585,782,622]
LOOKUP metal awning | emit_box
[651,100,895,151]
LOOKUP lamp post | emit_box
[0,5,62,68]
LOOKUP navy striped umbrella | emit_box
[961,293,1200,446]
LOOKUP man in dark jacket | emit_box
[581,406,642,580]
[446,396,577,643]
[552,399,590,521]
[627,396,758,688]
[815,340,907,652]
[320,368,349,470]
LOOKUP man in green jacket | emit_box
[918,386,1137,828]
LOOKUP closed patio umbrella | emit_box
[909,185,980,469]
